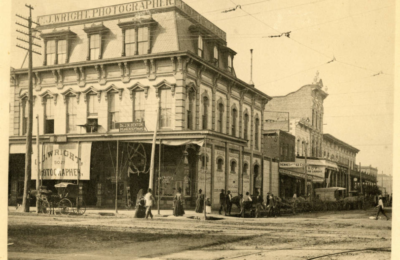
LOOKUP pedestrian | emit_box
[241,192,252,217]
[144,188,155,220]
[267,193,277,218]
[254,192,264,218]
[219,189,226,215]
[173,187,185,216]
[195,189,204,213]
[376,196,389,221]
[225,190,233,216]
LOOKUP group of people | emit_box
[134,187,186,219]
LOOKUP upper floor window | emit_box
[231,108,237,137]
[87,94,98,119]
[218,103,224,133]
[202,96,209,130]
[159,88,171,129]
[44,98,54,134]
[201,155,209,168]
[227,54,233,72]
[255,118,260,149]
[198,35,204,57]
[243,163,248,175]
[90,34,101,60]
[108,92,119,130]
[57,40,67,64]
[133,90,145,122]
[137,27,149,55]
[21,100,28,135]
[125,28,136,56]
[213,45,219,66]
[46,40,56,66]
[244,113,249,140]
[187,90,195,130]
[67,96,77,133]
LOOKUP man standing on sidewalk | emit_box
[225,190,233,216]
[219,189,226,215]
[376,196,389,221]
[144,188,155,220]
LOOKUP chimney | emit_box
[249,49,254,86]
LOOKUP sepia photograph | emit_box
[2,0,398,259]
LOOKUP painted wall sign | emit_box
[32,142,92,180]
[279,162,304,168]
[117,121,145,132]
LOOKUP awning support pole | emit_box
[116,140,119,213]
[35,115,40,214]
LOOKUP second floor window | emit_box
[198,35,203,57]
[67,96,77,133]
[218,103,223,133]
[243,163,248,175]
[230,160,237,173]
[159,89,171,128]
[46,40,56,66]
[202,96,209,130]
[108,92,119,130]
[255,118,260,149]
[244,113,249,140]
[57,40,67,64]
[22,100,28,135]
[137,27,149,55]
[87,94,98,119]
[217,158,223,171]
[187,90,195,130]
[231,108,237,137]
[44,98,54,134]
[133,91,145,122]
[90,34,100,60]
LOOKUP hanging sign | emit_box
[117,121,145,132]
[32,143,92,180]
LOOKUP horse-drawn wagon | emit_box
[314,187,346,211]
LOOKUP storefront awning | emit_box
[121,139,204,147]
[279,168,324,183]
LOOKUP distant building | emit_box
[262,130,295,162]
[377,173,392,196]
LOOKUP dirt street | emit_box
[8,208,392,260]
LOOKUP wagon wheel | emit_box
[58,198,72,215]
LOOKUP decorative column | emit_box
[212,88,216,131]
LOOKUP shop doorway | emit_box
[253,164,261,195]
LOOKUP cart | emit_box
[314,187,346,211]
[53,182,86,215]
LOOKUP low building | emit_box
[377,173,392,196]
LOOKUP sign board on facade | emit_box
[117,122,145,132]
[279,162,304,168]
[32,142,92,180]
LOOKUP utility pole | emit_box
[35,115,40,214]
[115,140,119,213]
[149,107,159,190]
[203,137,207,221]
[16,4,42,212]
[157,139,162,215]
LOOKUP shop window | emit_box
[108,92,119,130]
[159,88,171,128]
[217,158,223,171]
[21,99,28,135]
[66,96,77,133]
[218,103,224,133]
[44,97,54,134]
[133,90,145,122]
[202,96,209,130]
[244,113,249,140]
[230,160,237,173]
[198,35,204,57]
[231,108,237,137]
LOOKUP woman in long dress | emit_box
[173,187,185,216]
[134,189,146,218]
[195,189,204,213]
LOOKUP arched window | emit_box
[243,163,248,175]
[133,90,145,122]
[230,160,237,173]
[217,158,223,171]
[231,108,237,137]
[202,96,209,130]
[218,103,224,133]
[244,113,249,140]
[198,35,203,57]
[187,90,195,130]
[255,118,260,150]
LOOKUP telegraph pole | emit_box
[16,4,42,212]
[303,142,308,196]
[203,137,207,221]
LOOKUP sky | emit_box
[8,0,395,176]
